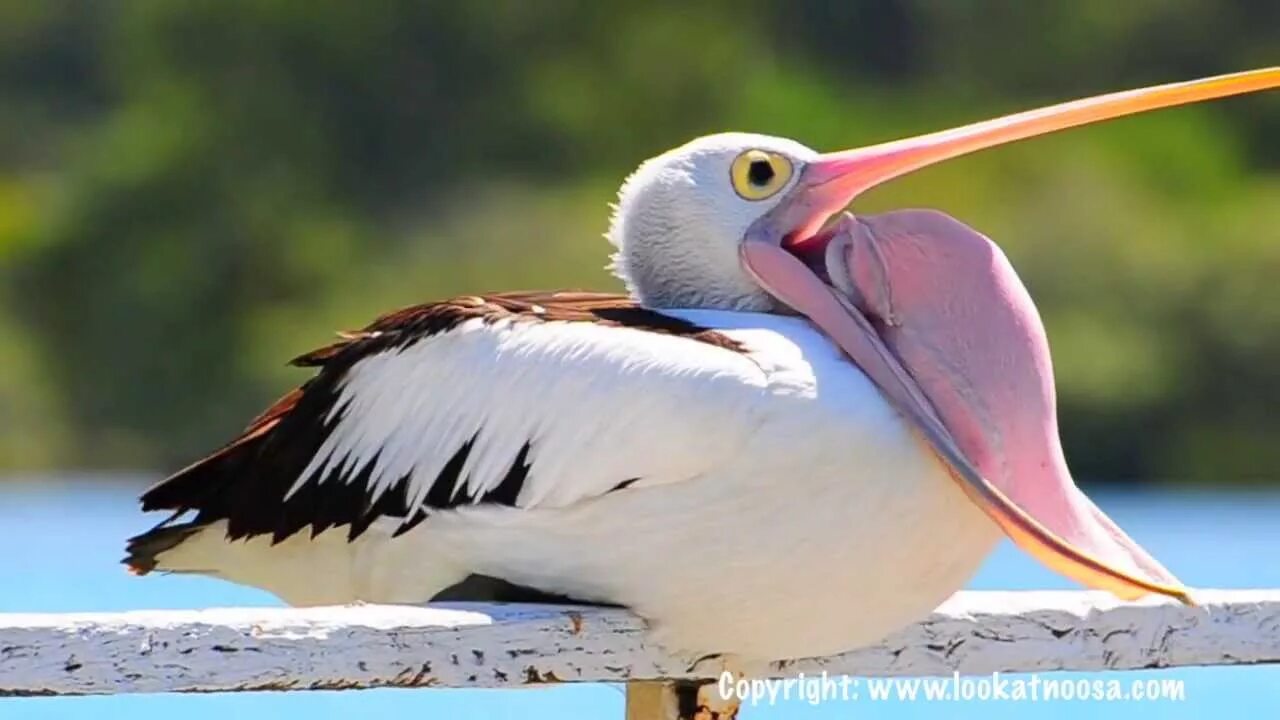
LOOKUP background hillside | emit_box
[1,1,1277,484]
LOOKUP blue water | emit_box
[2,476,1277,718]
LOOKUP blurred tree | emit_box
[0,1,1276,481]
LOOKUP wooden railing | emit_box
[3,590,1277,717]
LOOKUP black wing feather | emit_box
[125,292,742,574]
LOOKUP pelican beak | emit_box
[742,67,1279,604]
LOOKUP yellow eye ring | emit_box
[730,149,793,201]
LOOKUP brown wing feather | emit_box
[125,291,743,573]
[292,291,741,367]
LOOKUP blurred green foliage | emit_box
[0,1,1276,483]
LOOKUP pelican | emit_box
[126,69,1277,670]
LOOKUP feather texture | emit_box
[128,292,752,557]
[126,292,999,660]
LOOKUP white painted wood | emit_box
[2,590,1277,697]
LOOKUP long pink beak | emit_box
[742,67,1279,603]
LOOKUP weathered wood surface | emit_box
[2,590,1277,697]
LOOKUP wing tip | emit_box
[122,521,204,575]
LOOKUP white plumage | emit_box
[147,309,998,661]
[294,315,768,512]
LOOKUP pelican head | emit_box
[608,132,817,312]
[605,68,1278,605]
[609,70,1278,321]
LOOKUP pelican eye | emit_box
[748,159,774,185]
[731,150,793,201]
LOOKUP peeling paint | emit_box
[0,592,1276,696]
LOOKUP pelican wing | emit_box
[126,291,766,571]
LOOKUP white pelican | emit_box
[127,69,1276,670]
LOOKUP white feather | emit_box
[162,310,1000,662]
[607,133,817,311]
[296,314,769,513]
